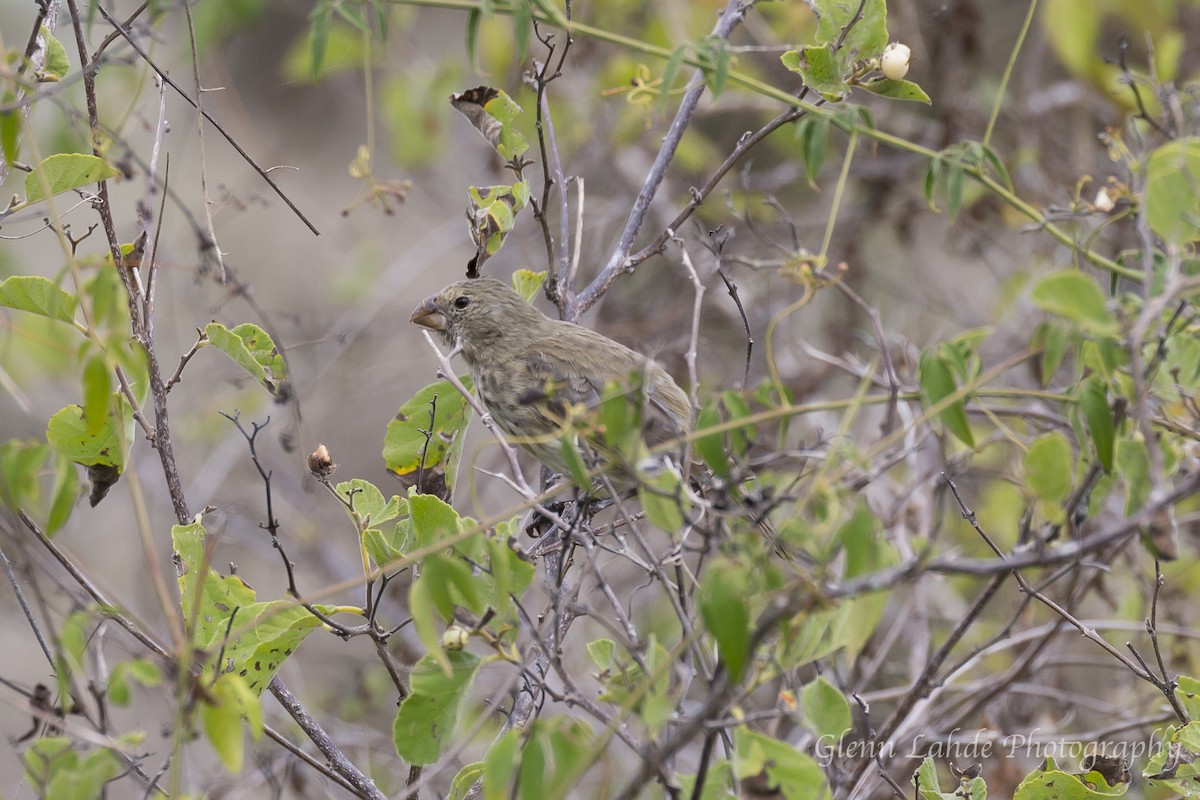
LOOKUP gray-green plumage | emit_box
[410,277,690,480]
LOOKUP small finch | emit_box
[410,277,690,487]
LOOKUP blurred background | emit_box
[2,0,1197,795]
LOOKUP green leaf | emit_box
[1031,270,1119,337]
[721,391,754,456]
[484,528,534,621]
[1175,675,1200,721]
[512,0,531,64]
[914,757,953,799]
[409,578,448,673]
[0,276,78,323]
[450,762,486,800]
[1,96,20,164]
[38,27,71,81]
[1023,432,1074,504]
[638,466,686,532]
[802,675,852,742]
[172,522,325,693]
[839,504,885,579]
[923,156,942,211]
[558,437,593,488]
[0,440,49,513]
[509,718,593,799]
[24,153,119,205]
[812,0,888,56]
[1145,138,1200,245]
[699,561,752,682]
[203,322,287,395]
[981,142,1014,190]
[1116,437,1151,515]
[1077,378,1114,472]
[597,637,673,732]
[47,395,133,469]
[512,269,547,302]
[781,46,849,101]
[82,356,112,436]
[363,521,412,568]
[449,86,528,160]
[107,658,163,707]
[860,78,931,104]
[734,728,832,800]
[678,761,734,800]
[659,46,686,111]
[383,378,472,497]
[393,650,481,765]
[46,452,79,534]
[409,491,464,549]
[586,638,616,671]
[694,402,731,479]
[698,37,732,96]
[484,729,520,800]
[467,182,530,266]
[945,163,964,221]
[308,4,332,80]
[1144,722,1200,795]
[918,349,974,447]
[1015,756,1126,798]
[1032,322,1070,386]
[796,115,830,187]
[23,737,122,800]
[334,478,404,527]
[59,610,90,677]
[202,675,261,773]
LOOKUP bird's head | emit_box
[410,277,544,361]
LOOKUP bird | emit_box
[410,276,794,560]
[409,277,691,488]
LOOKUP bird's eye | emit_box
[454,296,470,309]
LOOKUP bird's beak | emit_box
[410,295,447,331]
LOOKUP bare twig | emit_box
[93,4,320,238]
[0,544,56,668]
[267,678,385,800]
[570,0,753,320]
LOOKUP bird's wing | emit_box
[519,323,689,448]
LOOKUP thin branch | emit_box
[163,330,207,394]
[267,678,385,800]
[628,105,807,273]
[93,4,320,238]
[0,544,56,668]
[570,0,753,320]
[943,475,1157,681]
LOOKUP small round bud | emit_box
[1092,188,1115,213]
[441,625,470,651]
[307,444,337,476]
[880,42,911,81]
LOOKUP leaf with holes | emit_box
[383,379,472,500]
[449,86,528,160]
[173,522,328,694]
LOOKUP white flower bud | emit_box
[880,42,911,81]
[1093,188,1115,213]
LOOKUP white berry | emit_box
[880,43,911,81]
[441,625,470,651]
